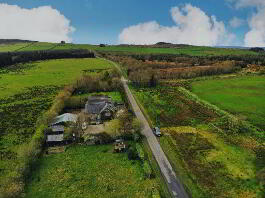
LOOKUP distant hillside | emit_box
[118,42,190,48]
[0,39,37,44]
[216,46,265,50]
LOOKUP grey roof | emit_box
[51,113,77,126]
[85,102,108,114]
[85,95,115,115]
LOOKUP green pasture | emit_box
[0,43,29,52]
[0,58,113,99]
[159,126,263,198]
[25,144,157,198]
[191,75,265,130]
[0,42,258,56]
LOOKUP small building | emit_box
[46,113,77,146]
[85,96,116,121]
[45,125,64,146]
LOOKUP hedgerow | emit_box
[1,84,74,198]
[0,49,95,69]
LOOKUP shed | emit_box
[47,113,77,146]
[45,125,64,145]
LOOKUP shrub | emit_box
[257,168,265,187]
[250,47,264,53]
[133,132,141,142]
[136,143,145,161]
[132,118,143,133]
[152,188,161,198]
[143,161,152,179]
[128,146,138,160]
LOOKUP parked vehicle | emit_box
[114,139,126,153]
[152,127,161,137]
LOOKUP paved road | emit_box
[121,77,189,198]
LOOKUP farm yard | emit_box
[24,144,158,198]
[0,57,114,196]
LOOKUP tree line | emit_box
[0,49,95,68]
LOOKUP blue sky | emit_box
[0,0,264,46]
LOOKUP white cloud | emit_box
[244,8,265,47]
[227,0,265,9]
[119,4,234,46]
[227,0,265,46]
[229,17,244,28]
[0,4,75,43]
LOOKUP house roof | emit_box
[85,95,115,115]
[51,113,77,126]
[85,102,108,114]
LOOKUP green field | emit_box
[159,126,263,198]
[191,75,265,130]
[131,86,217,128]
[0,42,258,56]
[131,81,265,198]
[25,144,158,198]
[0,58,113,194]
[0,58,112,98]
[0,43,29,52]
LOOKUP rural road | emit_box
[121,77,190,198]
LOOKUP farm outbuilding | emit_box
[46,113,77,146]
[45,125,64,146]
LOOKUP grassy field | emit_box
[131,82,265,198]
[159,126,263,198]
[0,58,113,194]
[25,144,158,198]
[0,42,258,56]
[131,86,218,127]
[0,43,29,52]
[191,75,265,130]
[0,58,112,98]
